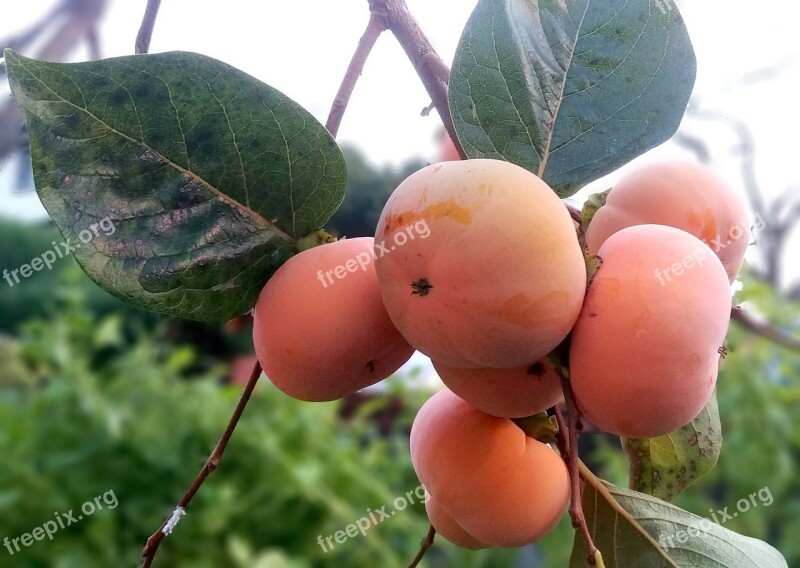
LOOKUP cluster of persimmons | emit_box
[251,138,749,549]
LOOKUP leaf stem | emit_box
[407,525,436,568]
[135,0,162,54]
[326,12,387,137]
[140,361,263,567]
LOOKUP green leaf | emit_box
[570,463,788,568]
[4,49,346,321]
[449,0,696,197]
[624,393,721,502]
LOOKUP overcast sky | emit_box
[2,0,799,276]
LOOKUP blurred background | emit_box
[0,0,798,566]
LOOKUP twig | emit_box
[731,304,800,351]
[135,0,162,54]
[552,405,569,458]
[558,371,601,566]
[140,361,263,567]
[326,12,387,137]
[369,0,467,159]
[407,525,436,568]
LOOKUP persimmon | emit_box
[252,238,414,402]
[432,358,562,418]
[586,161,750,282]
[374,159,586,368]
[570,225,731,438]
[410,389,569,547]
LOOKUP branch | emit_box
[140,361,263,567]
[731,304,800,351]
[558,371,601,566]
[407,525,436,568]
[326,13,387,138]
[135,0,162,54]
[369,0,467,159]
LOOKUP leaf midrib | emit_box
[536,0,591,178]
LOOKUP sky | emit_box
[1,0,799,278]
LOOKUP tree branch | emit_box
[140,361,263,567]
[326,13,387,138]
[370,0,467,159]
[135,0,162,54]
[407,525,436,568]
[731,304,800,351]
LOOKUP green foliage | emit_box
[5,49,346,321]
[0,295,558,567]
[449,0,696,197]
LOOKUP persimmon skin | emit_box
[586,161,750,282]
[570,225,731,439]
[410,389,569,547]
[425,493,488,550]
[252,238,414,402]
[432,359,562,418]
[374,159,586,368]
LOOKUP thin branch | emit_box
[326,13,387,138]
[135,0,163,54]
[731,304,800,351]
[407,525,436,568]
[552,405,569,459]
[140,361,263,567]
[558,371,601,566]
[370,0,467,159]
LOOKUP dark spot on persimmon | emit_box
[411,278,433,296]
[527,362,545,376]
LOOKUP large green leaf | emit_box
[625,393,722,502]
[570,463,787,568]
[449,0,696,197]
[4,49,346,321]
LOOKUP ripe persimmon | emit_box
[375,159,586,368]
[253,238,414,402]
